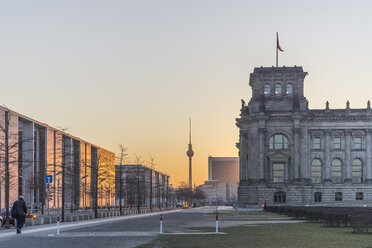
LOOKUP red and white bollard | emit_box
[160,214,163,234]
[57,216,60,236]
[216,213,219,234]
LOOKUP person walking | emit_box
[12,196,28,234]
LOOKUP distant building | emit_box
[115,164,170,208]
[208,157,239,183]
[0,106,115,210]
[198,156,239,204]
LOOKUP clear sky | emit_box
[1,0,372,186]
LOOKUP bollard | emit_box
[216,213,218,234]
[57,216,60,236]
[160,214,163,234]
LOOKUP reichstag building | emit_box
[237,66,372,206]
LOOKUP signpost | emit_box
[45,175,53,184]
[45,175,53,215]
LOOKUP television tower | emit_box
[186,118,194,190]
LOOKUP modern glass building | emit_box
[0,106,115,211]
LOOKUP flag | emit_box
[277,33,283,52]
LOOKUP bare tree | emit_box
[134,154,143,212]
[147,156,156,212]
[0,109,21,228]
[176,181,192,206]
[116,145,128,215]
[90,148,115,218]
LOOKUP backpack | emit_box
[11,203,17,218]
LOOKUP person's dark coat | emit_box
[12,199,27,217]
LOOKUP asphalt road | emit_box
[0,207,218,248]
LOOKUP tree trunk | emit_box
[137,165,140,212]
[62,137,65,222]
[5,111,10,229]
[119,165,122,215]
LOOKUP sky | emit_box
[1,0,372,186]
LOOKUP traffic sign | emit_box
[45,175,53,184]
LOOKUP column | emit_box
[366,129,372,184]
[323,129,332,183]
[300,127,309,181]
[293,127,301,182]
[344,130,352,183]
[259,127,266,182]
[238,131,247,183]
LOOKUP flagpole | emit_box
[276,32,278,67]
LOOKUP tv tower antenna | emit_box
[186,118,194,190]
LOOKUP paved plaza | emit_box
[0,207,304,248]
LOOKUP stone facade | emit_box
[237,66,372,207]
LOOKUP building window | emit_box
[286,84,293,94]
[313,137,321,149]
[264,84,271,95]
[274,191,286,203]
[331,159,342,183]
[275,83,282,95]
[314,192,322,202]
[356,192,364,200]
[269,134,288,150]
[353,137,362,149]
[352,159,362,183]
[333,137,341,149]
[311,159,322,183]
[335,192,342,201]
[272,163,285,182]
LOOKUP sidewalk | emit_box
[0,209,181,239]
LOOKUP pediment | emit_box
[352,130,365,137]
[332,130,344,137]
[310,131,323,137]
[268,151,291,160]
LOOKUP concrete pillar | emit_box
[324,129,332,183]
[344,130,352,183]
[366,129,372,184]
[22,121,34,206]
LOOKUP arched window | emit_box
[269,134,288,150]
[352,159,362,183]
[286,84,293,94]
[264,84,271,95]
[311,159,322,183]
[275,83,282,95]
[331,159,342,183]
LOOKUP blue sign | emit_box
[45,175,53,184]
